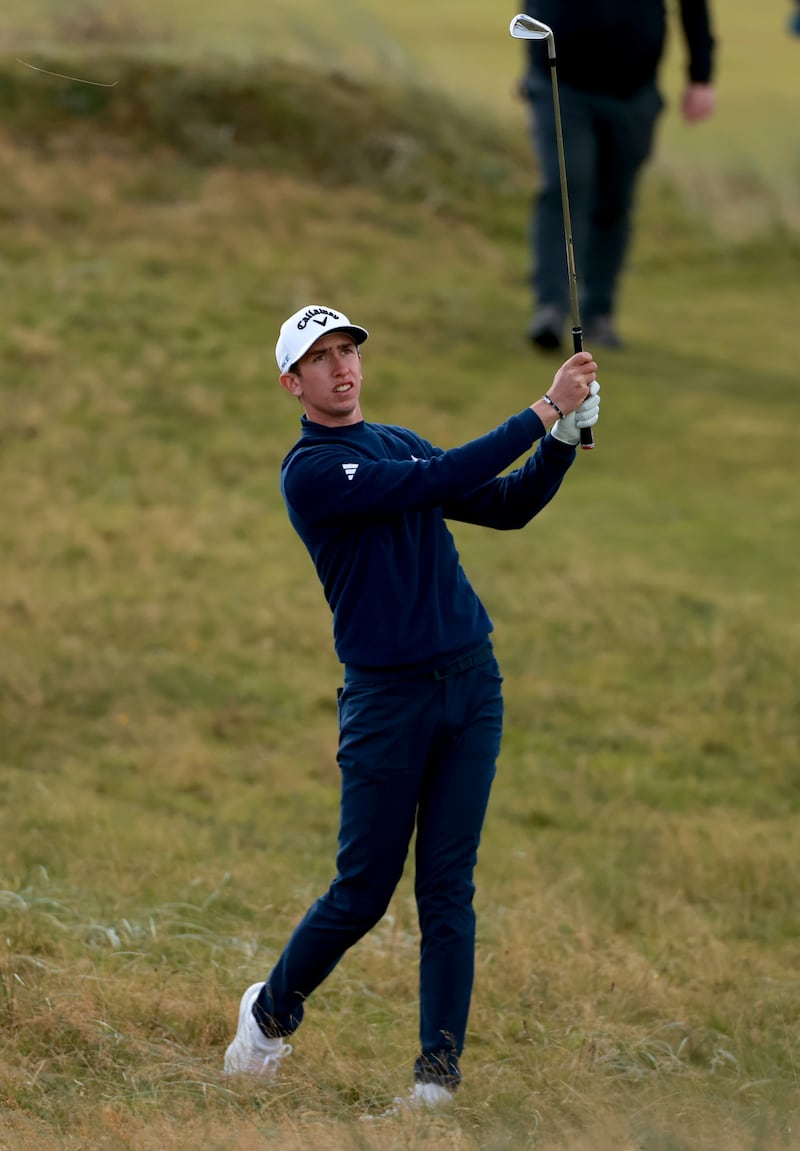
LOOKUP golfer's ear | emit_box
[280,371,302,396]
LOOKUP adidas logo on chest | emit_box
[342,463,359,481]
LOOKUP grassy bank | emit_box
[1,28,800,1151]
[4,0,799,233]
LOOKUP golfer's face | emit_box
[289,333,363,426]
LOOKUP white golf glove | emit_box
[551,380,601,446]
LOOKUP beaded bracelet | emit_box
[542,394,565,420]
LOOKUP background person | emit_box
[521,0,717,352]
[223,304,600,1110]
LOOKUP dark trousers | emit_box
[527,79,663,321]
[255,646,504,1087]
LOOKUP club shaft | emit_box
[547,55,594,450]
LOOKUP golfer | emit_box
[224,304,601,1108]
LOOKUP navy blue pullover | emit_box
[280,408,575,670]
[524,0,715,99]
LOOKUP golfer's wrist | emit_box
[531,396,561,429]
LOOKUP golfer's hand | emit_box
[551,380,601,446]
[532,350,597,430]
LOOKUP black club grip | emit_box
[572,326,595,451]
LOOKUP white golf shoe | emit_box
[363,1080,454,1119]
[403,1082,454,1109]
[223,982,292,1077]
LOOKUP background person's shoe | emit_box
[582,315,624,349]
[223,982,293,1077]
[527,305,565,350]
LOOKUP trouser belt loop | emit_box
[432,642,492,681]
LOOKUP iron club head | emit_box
[508,13,553,41]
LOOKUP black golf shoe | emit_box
[527,306,565,351]
[583,315,625,349]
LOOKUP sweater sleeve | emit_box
[442,432,575,530]
[283,409,546,523]
[679,0,716,83]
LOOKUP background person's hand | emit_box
[682,82,716,123]
[551,381,601,445]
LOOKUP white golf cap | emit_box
[275,304,369,371]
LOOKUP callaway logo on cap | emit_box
[276,305,369,372]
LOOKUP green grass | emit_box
[1,3,800,1149]
[4,0,798,230]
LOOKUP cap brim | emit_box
[289,323,368,367]
[329,324,368,347]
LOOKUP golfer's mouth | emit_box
[333,383,353,393]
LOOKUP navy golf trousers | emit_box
[254,642,503,1087]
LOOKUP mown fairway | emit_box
[1,3,799,1150]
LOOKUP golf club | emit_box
[509,13,595,449]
